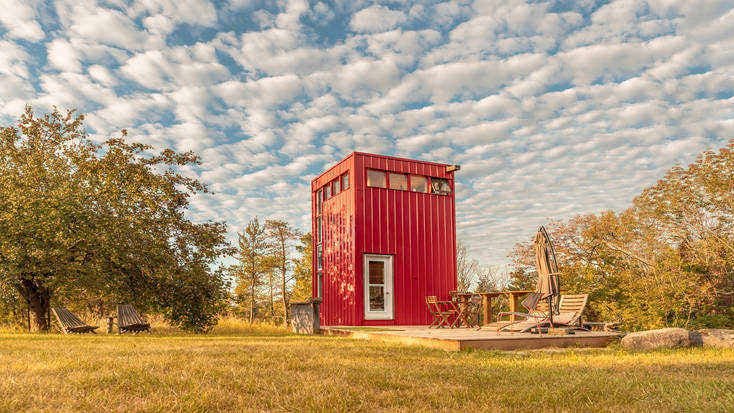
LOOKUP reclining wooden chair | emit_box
[425,296,458,328]
[52,307,98,334]
[497,294,589,333]
[117,304,151,333]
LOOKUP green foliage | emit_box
[0,283,25,328]
[0,106,231,332]
[509,141,734,330]
[291,233,313,302]
[232,217,270,323]
[230,218,304,324]
[264,219,301,322]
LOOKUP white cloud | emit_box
[55,1,149,50]
[0,0,731,268]
[88,65,117,86]
[0,0,45,41]
[120,44,229,89]
[47,39,82,73]
[132,0,218,27]
[350,5,407,33]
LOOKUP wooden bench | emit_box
[52,308,98,334]
[117,304,151,333]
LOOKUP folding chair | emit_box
[449,292,480,328]
[425,296,457,328]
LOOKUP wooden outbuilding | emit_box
[311,152,458,326]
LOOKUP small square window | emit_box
[431,178,451,195]
[324,184,332,199]
[333,179,340,195]
[410,175,428,193]
[389,173,408,190]
[366,169,386,188]
[341,173,349,190]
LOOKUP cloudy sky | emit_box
[1,0,732,267]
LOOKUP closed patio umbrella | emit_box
[521,226,561,323]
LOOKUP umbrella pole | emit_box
[548,296,554,331]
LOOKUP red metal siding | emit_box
[313,152,457,326]
[311,154,356,326]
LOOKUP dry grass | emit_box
[0,322,732,412]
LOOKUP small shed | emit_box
[311,152,458,326]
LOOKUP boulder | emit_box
[621,328,699,350]
[697,329,734,349]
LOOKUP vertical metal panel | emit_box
[312,154,356,326]
[314,152,457,326]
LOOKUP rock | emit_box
[697,329,734,349]
[621,328,699,350]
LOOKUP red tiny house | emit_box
[312,152,457,326]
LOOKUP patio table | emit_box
[448,292,481,328]
[475,290,534,326]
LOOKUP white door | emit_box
[363,254,394,320]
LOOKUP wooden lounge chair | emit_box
[497,294,589,333]
[554,294,589,328]
[117,304,151,333]
[52,307,98,334]
[425,296,457,328]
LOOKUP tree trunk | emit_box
[281,270,288,325]
[269,272,275,321]
[249,274,255,324]
[16,279,51,332]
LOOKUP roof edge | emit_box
[352,151,452,167]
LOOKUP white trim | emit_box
[363,254,394,320]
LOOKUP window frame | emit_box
[366,169,387,189]
[409,175,429,193]
[430,177,451,195]
[388,173,408,191]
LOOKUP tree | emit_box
[456,241,479,292]
[234,217,269,324]
[265,219,300,324]
[507,140,734,330]
[291,233,313,302]
[475,265,508,293]
[0,107,231,331]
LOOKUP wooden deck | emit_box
[322,326,622,351]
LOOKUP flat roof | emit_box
[312,151,452,184]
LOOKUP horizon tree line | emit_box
[0,107,730,332]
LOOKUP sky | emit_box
[1,0,732,268]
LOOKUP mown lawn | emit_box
[0,326,732,412]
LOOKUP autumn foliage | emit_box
[509,140,734,330]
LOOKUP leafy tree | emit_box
[0,107,231,331]
[234,217,269,324]
[507,140,734,330]
[291,233,313,302]
[265,219,300,323]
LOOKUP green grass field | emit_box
[1,323,732,412]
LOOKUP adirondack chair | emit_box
[117,304,151,333]
[497,294,589,333]
[52,307,98,334]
